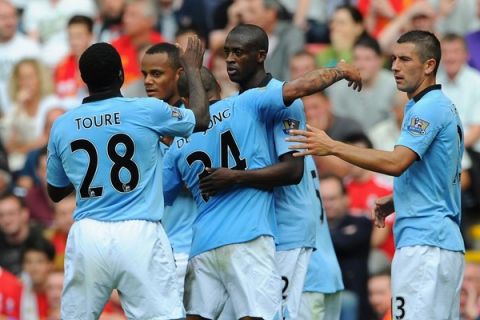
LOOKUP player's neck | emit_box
[240,69,268,92]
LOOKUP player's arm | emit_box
[200,152,303,194]
[282,60,362,105]
[287,125,417,177]
[179,36,210,132]
[47,183,75,203]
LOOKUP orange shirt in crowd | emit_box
[54,53,85,99]
[357,0,414,37]
[111,32,164,86]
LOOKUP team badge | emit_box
[282,118,300,134]
[407,116,429,136]
[171,107,183,120]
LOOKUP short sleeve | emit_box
[273,99,306,157]
[396,103,443,159]
[239,85,287,122]
[46,126,70,187]
[163,146,183,206]
[148,99,196,138]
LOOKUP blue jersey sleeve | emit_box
[148,98,196,138]
[46,124,70,187]
[238,85,287,122]
[396,101,444,159]
[163,146,183,206]
[273,98,306,157]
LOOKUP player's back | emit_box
[48,96,195,222]
[164,86,289,258]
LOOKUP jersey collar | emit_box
[239,73,273,94]
[83,89,123,104]
[412,84,441,103]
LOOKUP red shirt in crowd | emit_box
[0,268,22,319]
[54,53,86,99]
[111,31,164,86]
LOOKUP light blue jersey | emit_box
[162,143,197,254]
[47,95,195,222]
[163,86,292,258]
[303,156,344,293]
[266,78,316,250]
[394,85,465,252]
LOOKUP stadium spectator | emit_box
[368,270,392,320]
[0,193,44,276]
[19,235,54,319]
[54,15,94,105]
[16,107,66,191]
[0,0,40,116]
[25,147,54,227]
[327,35,397,130]
[95,0,125,43]
[320,174,373,320]
[465,0,480,71]
[358,0,410,38]
[46,39,209,319]
[43,194,74,271]
[1,59,61,172]
[302,91,364,177]
[289,50,317,81]
[288,30,465,319]
[460,261,480,320]
[0,266,22,319]
[111,0,164,90]
[316,5,366,68]
[45,270,63,320]
[235,0,305,81]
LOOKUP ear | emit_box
[424,58,437,76]
[257,50,267,63]
[175,67,183,83]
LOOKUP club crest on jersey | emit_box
[407,116,429,136]
[171,107,183,120]
[282,119,300,134]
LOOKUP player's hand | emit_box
[337,59,362,92]
[178,35,205,70]
[199,167,239,197]
[372,195,394,228]
[286,124,336,157]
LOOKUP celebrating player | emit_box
[46,38,209,319]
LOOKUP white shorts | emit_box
[62,219,184,320]
[276,248,313,319]
[174,252,189,300]
[184,236,282,320]
[391,245,464,320]
[298,292,342,320]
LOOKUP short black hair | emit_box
[68,15,94,34]
[354,35,382,56]
[342,132,373,149]
[145,42,181,70]
[21,235,56,263]
[178,67,220,99]
[397,30,441,75]
[79,42,124,90]
[227,24,269,53]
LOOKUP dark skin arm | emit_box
[199,153,303,196]
[282,60,362,105]
[47,183,74,203]
[179,36,210,132]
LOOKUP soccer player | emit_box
[46,38,209,319]
[298,156,344,320]
[287,30,465,319]
[164,38,360,320]
[141,42,197,297]
[198,23,361,319]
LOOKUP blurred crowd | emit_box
[1,0,480,319]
